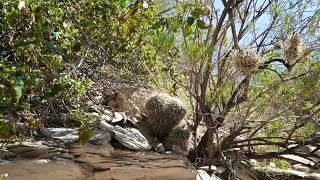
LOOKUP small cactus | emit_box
[230,49,261,77]
[145,93,187,140]
[163,122,194,155]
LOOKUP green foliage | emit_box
[271,159,290,170]
[0,0,165,140]
[0,120,15,139]
[265,119,288,139]
[69,108,93,145]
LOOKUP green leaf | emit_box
[79,126,93,145]
[0,121,14,139]
[119,44,128,52]
[184,25,192,36]
[13,77,24,103]
[191,9,201,18]
[197,20,208,29]
[72,42,81,52]
[187,16,195,25]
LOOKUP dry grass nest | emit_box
[284,34,307,65]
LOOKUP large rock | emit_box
[40,128,79,143]
[73,148,195,180]
[0,159,91,180]
[99,121,151,150]
[5,141,51,158]
[1,138,195,180]
[103,87,152,116]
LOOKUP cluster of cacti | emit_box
[145,93,186,138]
[230,49,261,77]
[163,122,194,155]
[145,93,192,154]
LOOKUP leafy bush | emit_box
[0,0,165,141]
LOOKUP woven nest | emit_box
[284,34,304,65]
[230,49,261,77]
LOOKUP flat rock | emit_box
[281,154,315,166]
[99,121,151,150]
[292,164,310,173]
[72,145,195,179]
[70,143,113,156]
[2,139,195,180]
[89,128,112,145]
[40,128,79,143]
[0,159,90,180]
[5,141,50,158]
[196,170,222,180]
[261,167,320,180]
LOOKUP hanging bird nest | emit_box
[284,34,305,65]
[230,49,261,77]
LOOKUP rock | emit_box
[268,162,276,168]
[292,164,310,173]
[307,172,320,180]
[0,159,90,180]
[101,114,112,122]
[1,138,196,180]
[215,166,227,174]
[196,170,222,180]
[73,147,195,179]
[257,167,320,180]
[40,128,79,143]
[154,143,165,153]
[99,121,151,150]
[249,159,259,167]
[6,141,50,158]
[172,145,184,154]
[61,153,74,159]
[199,165,217,172]
[281,154,315,166]
[103,87,152,116]
[111,112,125,124]
[93,171,113,180]
[0,150,16,159]
[110,166,194,180]
[89,128,112,145]
[70,143,113,156]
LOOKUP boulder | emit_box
[0,159,91,180]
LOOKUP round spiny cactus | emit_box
[145,93,186,139]
[231,49,261,77]
[163,122,193,155]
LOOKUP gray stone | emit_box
[89,128,112,145]
[199,165,217,171]
[0,150,16,159]
[292,164,310,173]
[40,128,79,143]
[6,141,50,158]
[196,170,222,180]
[281,154,315,166]
[110,112,126,124]
[99,121,151,150]
[215,166,227,174]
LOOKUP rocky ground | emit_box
[0,87,319,180]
